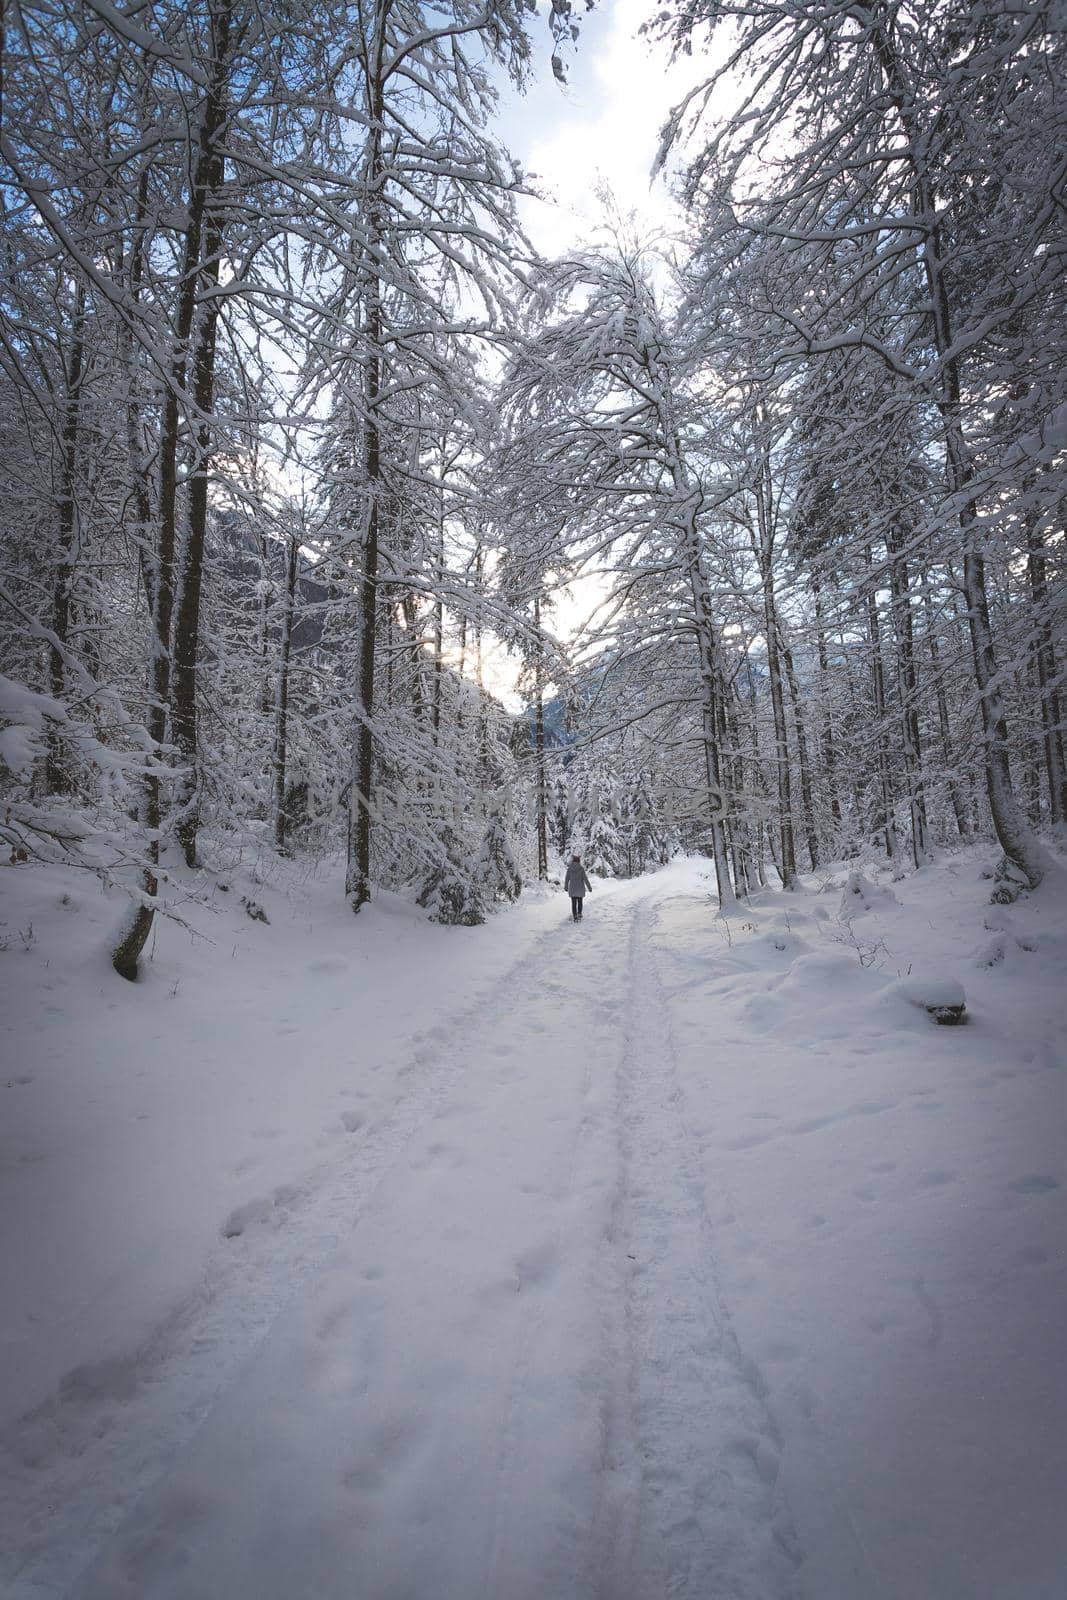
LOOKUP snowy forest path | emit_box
[602,893,802,1597]
[6,876,798,1600]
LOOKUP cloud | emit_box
[497,0,691,257]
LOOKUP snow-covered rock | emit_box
[894,971,967,1024]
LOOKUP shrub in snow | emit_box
[475,809,522,903]
[417,829,487,926]
[989,856,1031,905]
[837,869,899,917]
[419,864,486,926]
[896,973,967,1025]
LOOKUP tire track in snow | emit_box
[0,912,577,1600]
[473,895,648,1600]
[476,925,610,1599]
[604,890,804,1600]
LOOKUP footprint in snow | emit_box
[1008,1175,1060,1195]
[513,1240,558,1291]
[728,1433,781,1489]
[221,1197,272,1238]
[221,1184,303,1239]
[789,1115,836,1135]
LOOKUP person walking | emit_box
[564,852,592,922]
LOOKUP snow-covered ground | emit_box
[1,846,1065,1599]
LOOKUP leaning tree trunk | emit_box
[113,16,233,976]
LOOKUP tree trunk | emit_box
[764,586,796,886]
[812,576,842,829]
[724,694,750,894]
[347,11,386,912]
[273,533,298,851]
[885,518,928,867]
[1026,511,1066,826]
[533,594,548,880]
[432,437,446,747]
[114,161,215,974]
[865,551,899,866]
[754,448,796,889]
[690,557,736,910]
[172,1,231,868]
[124,165,156,620]
[922,585,969,840]
[46,278,86,794]
[781,631,819,870]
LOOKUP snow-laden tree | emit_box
[2,0,582,971]
[654,0,1066,890]
[497,233,742,908]
[301,0,536,913]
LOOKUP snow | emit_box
[894,971,967,1012]
[1,848,1066,1598]
[0,674,66,776]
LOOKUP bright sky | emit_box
[494,0,692,258]
[480,1,697,707]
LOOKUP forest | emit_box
[1,0,1064,969]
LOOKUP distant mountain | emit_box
[521,693,573,751]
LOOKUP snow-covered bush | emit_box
[476,808,522,903]
[417,829,487,926]
[989,856,1031,906]
[838,869,900,917]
